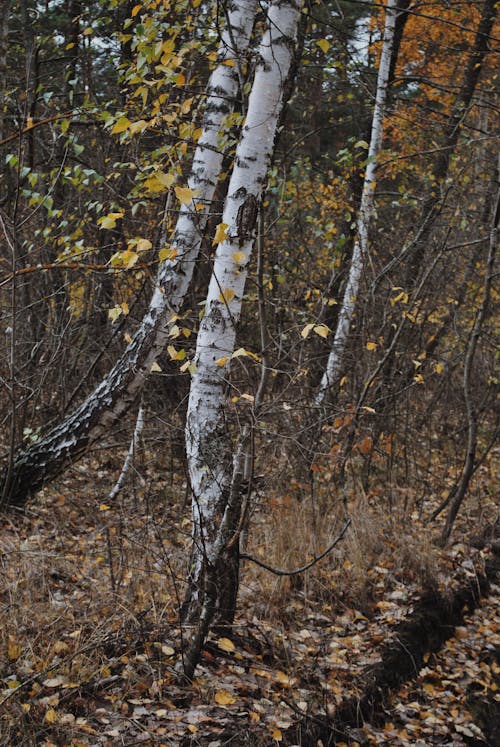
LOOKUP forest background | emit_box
[0,0,499,744]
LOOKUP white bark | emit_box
[184,0,303,618]
[1,0,258,506]
[315,0,398,406]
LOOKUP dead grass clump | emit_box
[243,491,441,621]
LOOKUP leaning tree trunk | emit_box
[315,0,398,406]
[0,0,258,508]
[181,0,303,680]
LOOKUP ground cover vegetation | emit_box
[0,0,498,744]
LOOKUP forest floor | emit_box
[0,450,499,747]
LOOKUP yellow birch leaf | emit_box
[301,323,314,339]
[213,222,229,246]
[313,324,329,338]
[120,302,129,315]
[270,726,282,741]
[216,356,229,367]
[7,637,22,661]
[316,39,330,53]
[232,250,246,264]
[135,238,152,253]
[167,345,186,361]
[111,116,131,135]
[99,504,110,511]
[175,186,195,205]
[131,4,142,16]
[434,362,444,374]
[98,212,124,229]
[159,247,177,261]
[366,341,377,351]
[128,119,148,135]
[45,708,58,724]
[214,689,236,705]
[121,250,139,269]
[108,306,122,323]
[155,171,175,188]
[124,332,132,343]
[217,637,235,652]
[218,288,235,304]
[151,361,162,372]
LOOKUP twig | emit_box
[240,519,351,576]
[107,405,145,502]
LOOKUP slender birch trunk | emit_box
[181,0,303,674]
[0,0,257,508]
[315,0,397,406]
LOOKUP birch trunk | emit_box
[182,0,303,665]
[315,0,397,406]
[0,0,257,508]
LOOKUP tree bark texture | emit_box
[0,0,258,508]
[315,0,398,406]
[182,0,304,647]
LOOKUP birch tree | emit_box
[0,0,257,508]
[315,0,398,406]
[180,0,304,679]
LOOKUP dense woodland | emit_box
[0,0,499,744]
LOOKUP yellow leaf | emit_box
[156,171,175,188]
[108,306,122,323]
[217,637,235,652]
[232,250,246,264]
[213,222,229,246]
[366,341,377,351]
[390,290,409,306]
[175,186,195,205]
[215,356,229,367]
[316,39,330,53]
[98,212,124,230]
[270,726,282,741]
[413,373,424,384]
[151,361,162,372]
[45,708,58,724]
[120,302,129,315]
[128,119,148,135]
[249,711,260,723]
[7,637,22,661]
[121,250,139,269]
[313,324,329,338]
[159,247,177,262]
[218,288,235,304]
[82,26,93,35]
[167,345,186,361]
[124,332,132,343]
[161,644,175,656]
[180,97,193,115]
[111,116,131,135]
[135,238,152,253]
[301,323,314,339]
[214,689,236,705]
[144,174,173,193]
[99,504,110,511]
[131,4,142,16]
[434,362,444,374]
